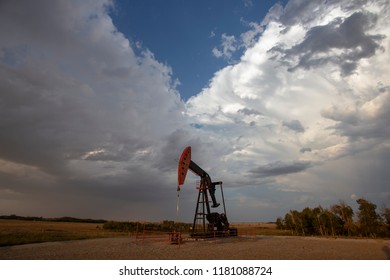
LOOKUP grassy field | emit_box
[0,219,129,246]
[231,222,291,236]
[0,220,291,247]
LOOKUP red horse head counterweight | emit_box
[178,146,191,188]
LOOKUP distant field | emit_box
[0,219,128,246]
[231,222,291,236]
[0,220,290,247]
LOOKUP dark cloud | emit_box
[300,147,312,154]
[0,0,187,220]
[282,119,305,133]
[275,0,371,27]
[272,11,385,75]
[250,161,312,178]
[321,87,390,141]
[237,107,263,116]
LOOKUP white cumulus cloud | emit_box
[188,0,390,218]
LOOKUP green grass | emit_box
[232,222,292,236]
[0,219,129,246]
[0,220,294,247]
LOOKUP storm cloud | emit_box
[282,120,305,133]
[0,0,188,220]
[250,161,312,178]
[1,0,389,222]
[272,11,385,75]
[187,0,390,218]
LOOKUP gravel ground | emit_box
[1,236,390,260]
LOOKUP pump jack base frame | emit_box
[190,186,238,239]
[190,228,238,239]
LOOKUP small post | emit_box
[176,185,180,225]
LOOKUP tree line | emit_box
[276,198,390,238]
[0,214,106,224]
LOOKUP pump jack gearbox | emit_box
[177,146,238,238]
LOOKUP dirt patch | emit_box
[1,236,389,260]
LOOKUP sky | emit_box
[0,0,389,223]
[110,0,287,99]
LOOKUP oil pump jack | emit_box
[177,146,237,238]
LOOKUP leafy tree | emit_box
[380,207,390,237]
[275,217,284,230]
[313,206,326,236]
[356,198,381,237]
[383,207,390,231]
[324,209,336,236]
[331,201,355,236]
[290,210,305,236]
[283,212,296,234]
[301,207,317,235]
[275,199,389,238]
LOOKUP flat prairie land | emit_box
[0,219,126,247]
[231,222,291,236]
[1,220,389,260]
